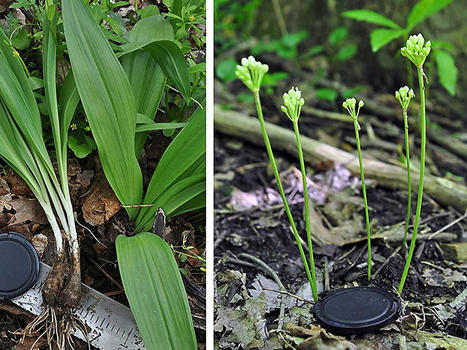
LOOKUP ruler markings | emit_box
[11,262,145,349]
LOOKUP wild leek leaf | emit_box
[342,10,401,29]
[135,104,205,232]
[122,15,174,154]
[62,0,143,219]
[136,112,186,133]
[116,232,197,350]
[118,40,191,101]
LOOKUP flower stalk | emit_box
[282,87,318,301]
[343,98,372,280]
[236,57,318,301]
[395,86,415,249]
[398,35,430,294]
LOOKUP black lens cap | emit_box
[314,286,401,335]
[0,232,40,301]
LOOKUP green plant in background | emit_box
[235,57,318,301]
[398,34,430,294]
[342,0,457,95]
[343,98,372,281]
[62,0,204,348]
[305,26,359,103]
[281,87,318,301]
[395,86,415,249]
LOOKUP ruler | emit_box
[11,262,145,350]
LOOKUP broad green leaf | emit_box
[68,134,96,159]
[328,27,348,47]
[407,0,453,30]
[216,58,237,82]
[431,40,454,51]
[342,10,401,29]
[62,0,143,219]
[119,40,191,101]
[122,15,174,155]
[316,88,338,102]
[28,77,43,90]
[433,50,457,96]
[136,113,186,132]
[137,5,160,18]
[171,192,205,217]
[334,44,357,61]
[116,232,197,350]
[171,0,183,17]
[11,28,31,50]
[370,28,406,52]
[135,105,205,232]
[151,174,205,217]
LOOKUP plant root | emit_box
[22,307,90,350]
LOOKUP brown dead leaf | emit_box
[32,233,48,258]
[4,170,33,197]
[0,193,12,211]
[0,177,9,195]
[9,198,48,225]
[82,171,121,226]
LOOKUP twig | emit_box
[373,246,402,279]
[428,210,467,240]
[261,287,313,304]
[88,258,124,291]
[238,253,287,331]
[75,213,106,248]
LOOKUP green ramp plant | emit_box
[62,0,204,348]
[398,34,431,294]
[0,0,82,342]
[395,86,415,249]
[281,87,318,301]
[343,98,372,280]
[342,0,457,95]
[235,57,319,301]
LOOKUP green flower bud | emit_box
[395,86,415,111]
[235,56,269,92]
[343,97,364,120]
[401,33,431,68]
[281,87,305,122]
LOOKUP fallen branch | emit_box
[215,106,467,212]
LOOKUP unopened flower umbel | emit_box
[235,56,269,92]
[281,87,305,122]
[343,98,364,123]
[395,86,415,111]
[401,34,431,68]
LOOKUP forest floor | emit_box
[214,70,467,349]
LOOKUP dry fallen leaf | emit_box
[10,198,48,225]
[32,233,48,258]
[82,171,121,226]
